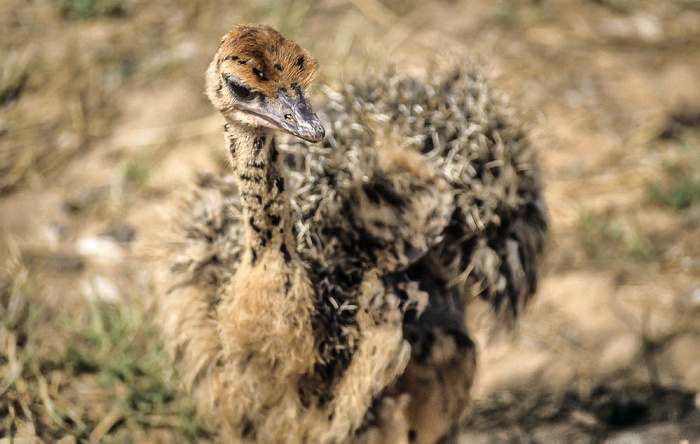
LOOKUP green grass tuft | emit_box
[65,294,176,413]
[123,158,156,188]
[577,207,655,263]
[647,140,700,211]
[55,0,128,19]
[0,266,210,442]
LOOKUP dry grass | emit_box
[0,248,209,442]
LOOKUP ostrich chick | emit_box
[156,23,547,444]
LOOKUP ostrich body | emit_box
[156,25,547,443]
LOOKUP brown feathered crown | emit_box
[216,24,316,99]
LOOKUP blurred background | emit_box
[1,0,699,442]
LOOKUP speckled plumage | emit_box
[289,62,547,317]
[155,25,546,444]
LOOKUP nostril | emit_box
[284,114,293,121]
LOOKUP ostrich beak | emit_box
[271,88,325,143]
[242,87,325,143]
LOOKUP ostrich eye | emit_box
[224,75,253,101]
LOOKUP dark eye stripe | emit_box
[224,75,254,100]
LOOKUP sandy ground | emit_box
[1,0,699,442]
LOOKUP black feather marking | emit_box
[401,268,474,363]
[296,55,305,68]
[241,192,263,205]
[280,243,291,263]
[274,63,282,71]
[363,178,406,206]
[227,136,236,156]
[270,214,281,226]
[250,248,257,265]
[275,177,285,193]
[298,387,311,408]
[240,173,261,183]
[252,67,267,81]
[253,137,263,156]
[241,418,255,438]
[249,216,261,233]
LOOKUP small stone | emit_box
[100,223,136,243]
[678,286,700,312]
[601,14,663,43]
[77,236,124,264]
[633,15,663,42]
[570,409,600,429]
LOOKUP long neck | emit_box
[224,122,297,267]
[218,121,317,382]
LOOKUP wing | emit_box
[301,59,548,317]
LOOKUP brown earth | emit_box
[1,0,699,442]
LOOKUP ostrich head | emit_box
[206,24,325,143]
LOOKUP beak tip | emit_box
[303,123,324,143]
